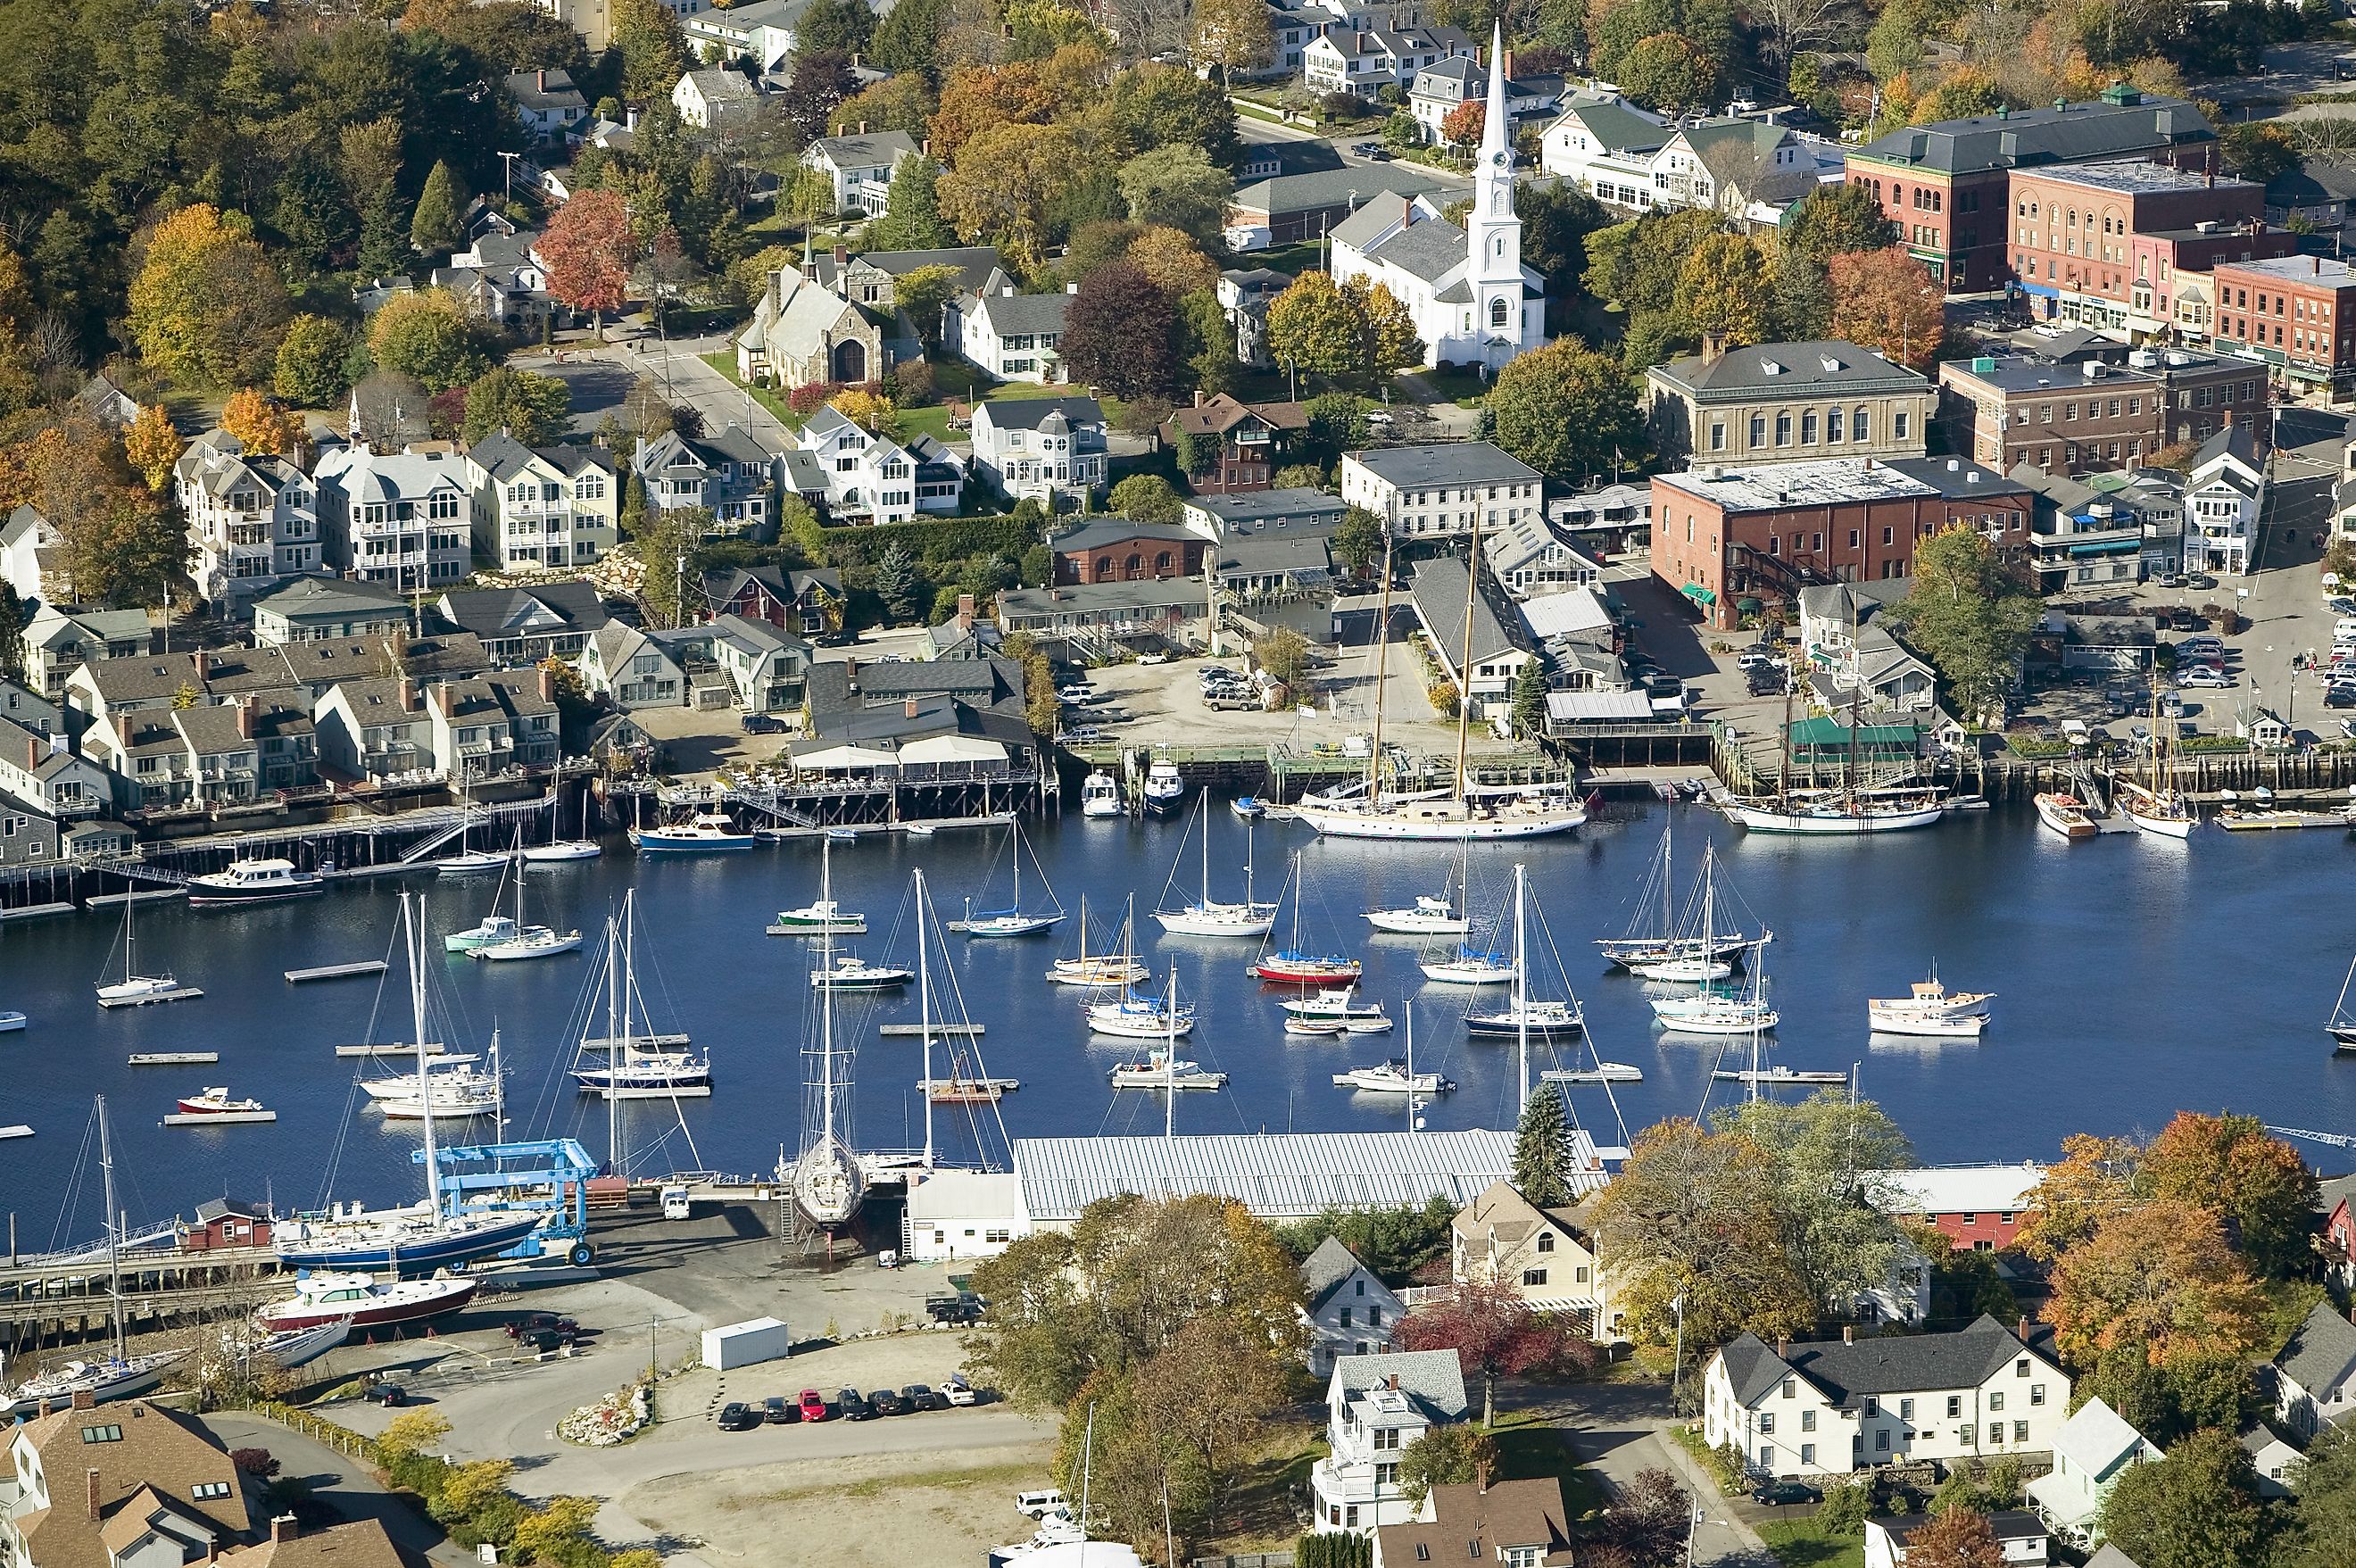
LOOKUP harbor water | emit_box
[2,802,2352,1241]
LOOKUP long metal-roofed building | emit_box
[901,1128,1599,1263]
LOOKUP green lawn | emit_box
[701,348,1135,447]
[1487,1411,1611,1518]
[700,353,805,431]
[1255,240,1331,278]
[1757,1519,1866,1568]
[1414,366,1491,405]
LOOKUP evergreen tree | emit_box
[1509,658,1547,740]
[873,542,919,622]
[0,584,25,682]
[1512,1086,1574,1207]
[411,161,465,257]
[872,157,952,251]
[619,472,650,537]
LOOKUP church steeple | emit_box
[1464,21,1524,361]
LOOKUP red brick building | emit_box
[2005,162,2294,336]
[1651,456,2032,630]
[1844,86,2218,293]
[2211,253,2356,394]
[1871,1165,2046,1253]
[1049,519,1207,585]
[1164,394,1309,494]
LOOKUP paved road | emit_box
[1520,1382,1772,1567]
[198,1413,477,1568]
[529,336,790,450]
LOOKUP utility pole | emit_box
[497,150,520,204]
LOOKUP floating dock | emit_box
[129,1052,219,1066]
[879,1023,986,1037]
[334,1041,451,1058]
[2218,810,2347,831]
[0,1125,30,1141]
[577,1033,692,1052]
[918,1076,1018,1098]
[86,889,187,908]
[0,902,72,923]
[96,986,203,1010]
[286,960,391,983]
[163,1109,277,1125]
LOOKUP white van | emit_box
[1014,1490,1067,1519]
[660,1185,692,1220]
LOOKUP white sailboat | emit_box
[1597,827,1765,970]
[1048,897,1150,987]
[95,891,183,1005]
[1154,791,1278,937]
[1290,521,1583,842]
[1626,849,1745,983]
[1719,628,1944,834]
[469,848,582,961]
[438,784,509,874]
[950,822,1065,937]
[789,842,864,1229]
[1654,939,1779,1034]
[0,1098,188,1415]
[2117,691,2196,838]
[573,893,712,1097]
[524,789,602,862]
[2327,950,2356,1052]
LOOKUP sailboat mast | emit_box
[1199,790,1210,904]
[1844,602,1862,801]
[1164,971,1176,1139]
[1367,527,1396,807]
[1513,863,1529,1114]
[1403,1005,1414,1134]
[1778,671,1794,806]
[819,839,837,1154]
[99,1094,123,1360]
[405,893,440,1223]
[1455,517,1483,806]
[605,900,624,1166]
[917,867,934,1170]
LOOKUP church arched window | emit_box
[1492,187,1507,215]
[1490,297,1509,328]
[1494,236,1506,259]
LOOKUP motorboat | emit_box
[1154,790,1277,937]
[96,890,181,1005]
[0,1012,22,1033]
[1086,993,1196,1039]
[630,811,755,852]
[810,954,913,991]
[253,1272,480,1333]
[187,859,324,907]
[1464,1000,1584,1040]
[1107,1048,1225,1090]
[2034,792,2099,841]
[1080,772,1123,818]
[1141,760,1186,818]
[1539,1062,1645,1083]
[1280,990,1390,1022]
[173,1087,270,1116]
[1230,796,1265,820]
[1867,970,1994,1038]
[825,827,859,843]
[1420,950,1514,985]
[1331,1059,1454,1093]
[770,901,867,934]
[1365,894,1469,936]
[444,913,519,953]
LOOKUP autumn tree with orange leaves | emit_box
[1827,247,1945,369]
[2143,1111,2319,1279]
[2046,1199,2269,1370]
[123,404,182,494]
[220,389,302,459]
[540,190,635,327]
[1903,1508,2007,1568]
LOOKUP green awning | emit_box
[1680,583,1716,606]
[1787,717,1921,748]
[1737,597,1764,613]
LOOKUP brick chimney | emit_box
[398,678,418,712]
[193,650,211,682]
[86,1467,100,1522]
[1702,332,1726,367]
[236,698,254,739]
[1842,1324,1854,1344]
[1776,1337,1789,1359]
[71,1388,94,1410]
[536,69,547,91]
[845,658,859,690]
[270,1516,297,1545]
[957,592,975,632]
[903,698,919,718]
[28,735,38,770]
[834,245,849,267]
[538,665,555,703]
[2018,1316,2031,1340]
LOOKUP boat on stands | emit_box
[253,1272,479,1333]
[1080,772,1123,818]
[630,810,755,852]
[250,1315,353,1368]
[950,823,1065,937]
[1866,968,1994,1038]
[1154,791,1278,937]
[1332,1058,1454,1093]
[1141,759,1186,818]
[187,858,325,907]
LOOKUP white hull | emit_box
[1629,957,1731,983]
[1087,1008,1197,1039]
[523,842,601,862]
[1721,801,1945,834]
[2034,794,2100,841]
[1540,1063,1644,1083]
[1332,1067,1452,1092]
[96,975,181,1003]
[469,929,583,961]
[2,1349,187,1416]
[1049,962,1149,986]
[1154,908,1277,938]
[1713,1067,1846,1084]
[2126,808,2196,839]
[1660,1012,1779,1034]
[1109,1065,1224,1089]
[1291,801,1585,841]
[437,851,510,875]
[1866,1008,1988,1038]
[1421,960,1514,985]
[958,914,1065,937]
[1365,910,1469,934]
[376,1096,498,1120]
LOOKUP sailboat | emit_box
[1653,945,1779,1035]
[1047,897,1150,986]
[469,843,582,960]
[1289,521,1584,841]
[524,788,603,862]
[2116,690,2196,838]
[2327,950,2356,1052]
[906,871,1018,1113]
[1154,791,1277,937]
[439,783,509,874]
[1366,850,1471,935]
[1462,864,1586,1048]
[574,892,712,1096]
[95,889,185,1006]
[789,841,864,1230]
[1627,848,1743,982]
[1248,852,1364,983]
[950,823,1066,937]
[375,1033,502,1120]
[274,896,545,1274]
[0,1098,189,1415]
[1719,619,1945,834]
[1107,978,1223,1088]
[1597,825,1765,969]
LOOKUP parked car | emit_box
[943,1376,979,1407]
[867,1388,909,1416]
[837,1388,872,1421]
[717,1403,760,1431]
[763,1396,794,1425]
[2327,684,2356,709]
[364,1381,405,1406]
[506,1313,578,1339]
[1015,1490,1069,1520]
[2177,666,2235,688]
[518,1328,577,1354]
[901,1384,942,1412]
[798,1389,829,1421]
[740,712,787,734]
[2186,573,2219,590]
[927,1291,986,1323]
[1640,672,1686,699]
[1751,1481,1823,1506]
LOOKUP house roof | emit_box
[1168,394,1309,438]
[11,1398,249,1568]
[1659,457,2020,513]
[468,433,616,484]
[972,287,1071,336]
[1050,520,1199,554]
[1301,1235,1373,1311]
[812,246,1004,296]
[1230,168,1451,220]
[1412,554,1531,670]
[682,66,759,104]
[505,68,585,112]
[1451,1179,1589,1251]
[1216,535,1332,582]
[2269,158,2356,207]
[2276,1298,2356,1395]
[1719,1315,2059,1408]
[1347,441,1538,488]
[809,129,920,167]
[1184,487,1346,533]
[1376,1479,1574,1568]
[1850,90,2212,176]
[221,1521,426,1568]
[2053,1396,2153,1478]
[1362,210,1472,285]
[1870,1511,2047,1547]
[976,396,1105,434]
[172,705,257,759]
[998,580,1208,618]
[1654,340,1929,400]
[1012,1129,1517,1224]
[254,577,409,623]
[1332,1348,1470,1423]
[434,583,607,643]
[2219,253,2356,287]
[2193,423,2262,475]
[2085,1549,2145,1568]
[1549,92,1673,155]
[1867,1163,2046,1217]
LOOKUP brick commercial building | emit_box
[2211,253,2356,394]
[1651,456,2032,631]
[1845,86,2218,293]
[2005,162,2294,337]
[1939,354,2167,473]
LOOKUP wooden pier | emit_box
[96,986,203,1009]
[286,960,391,983]
[0,1244,288,1350]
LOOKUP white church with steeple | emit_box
[1328,23,1547,373]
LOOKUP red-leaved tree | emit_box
[1396,1278,1572,1425]
[540,190,635,328]
[1440,100,1484,148]
[1826,245,1945,369]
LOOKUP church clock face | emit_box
[1490,151,1509,168]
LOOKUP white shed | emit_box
[701,1315,792,1370]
